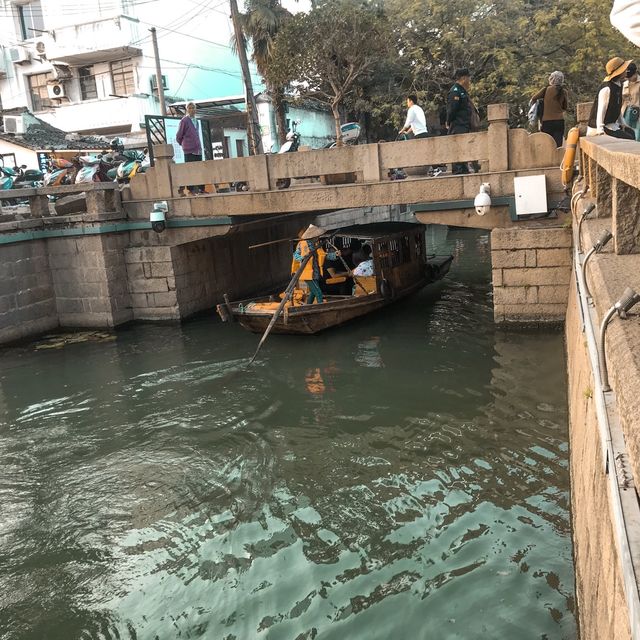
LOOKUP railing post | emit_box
[152,144,175,200]
[487,103,509,172]
[361,144,382,182]
[576,102,592,135]
[29,193,50,218]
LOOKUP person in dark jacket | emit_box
[175,101,204,195]
[447,68,472,174]
[530,71,569,147]
[587,57,635,139]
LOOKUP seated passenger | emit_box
[321,252,353,295]
[352,244,374,277]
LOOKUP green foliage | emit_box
[265,0,394,142]
[264,0,640,140]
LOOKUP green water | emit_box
[0,228,576,639]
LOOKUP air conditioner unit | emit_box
[150,74,168,92]
[34,41,47,58]
[8,46,30,65]
[47,82,66,100]
[2,115,25,135]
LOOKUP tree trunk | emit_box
[229,0,264,155]
[332,103,342,147]
[272,85,287,145]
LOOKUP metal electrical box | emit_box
[514,175,548,217]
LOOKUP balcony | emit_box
[46,16,142,66]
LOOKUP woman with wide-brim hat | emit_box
[587,57,636,139]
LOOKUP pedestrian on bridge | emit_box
[399,94,429,139]
[587,57,636,139]
[530,71,568,147]
[176,101,205,195]
[447,69,472,174]
[622,63,640,140]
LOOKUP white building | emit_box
[0,0,263,143]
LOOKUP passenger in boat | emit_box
[352,244,374,277]
[322,250,353,295]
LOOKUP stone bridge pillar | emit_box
[491,226,572,324]
[488,103,509,172]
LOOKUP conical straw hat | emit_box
[301,224,326,240]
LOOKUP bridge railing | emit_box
[126,103,563,202]
[576,101,640,255]
[0,182,122,221]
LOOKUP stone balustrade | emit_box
[123,103,564,215]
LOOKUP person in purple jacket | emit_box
[176,101,204,195]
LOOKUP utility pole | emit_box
[150,27,167,116]
[229,0,263,155]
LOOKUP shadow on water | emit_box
[0,227,575,640]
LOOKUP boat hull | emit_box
[223,254,453,335]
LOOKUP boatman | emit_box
[292,224,329,304]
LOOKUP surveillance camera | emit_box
[150,201,167,233]
[474,183,491,216]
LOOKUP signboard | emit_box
[145,115,213,166]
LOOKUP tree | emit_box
[385,0,639,127]
[266,0,393,144]
[240,0,292,145]
[230,0,263,155]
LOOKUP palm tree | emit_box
[240,0,292,145]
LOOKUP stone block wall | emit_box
[125,245,180,321]
[491,227,572,323]
[0,240,57,343]
[48,235,132,328]
[565,277,632,640]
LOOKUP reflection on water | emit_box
[0,228,575,640]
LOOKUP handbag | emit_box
[469,99,481,131]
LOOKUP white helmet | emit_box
[286,131,295,140]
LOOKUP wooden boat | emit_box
[217,223,453,335]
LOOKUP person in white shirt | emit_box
[399,94,429,139]
[352,244,375,276]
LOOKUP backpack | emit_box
[528,89,546,128]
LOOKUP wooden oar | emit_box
[249,251,314,364]
[248,237,298,250]
[326,239,369,295]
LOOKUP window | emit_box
[110,60,135,96]
[28,72,53,111]
[235,139,245,157]
[17,1,44,40]
[79,66,97,101]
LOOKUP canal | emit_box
[0,227,576,639]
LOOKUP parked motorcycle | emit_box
[75,154,115,184]
[276,131,301,189]
[0,164,45,204]
[114,149,148,183]
[43,157,78,187]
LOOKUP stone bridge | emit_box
[0,102,572,343]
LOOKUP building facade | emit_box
[0,0,262,142]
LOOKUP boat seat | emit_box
[354,276,377,296]
[325,276,347,284]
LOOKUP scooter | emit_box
[114,149,148,183]
[276,131,301,189]
[12,165,45,187]
[43,157,78,187]
[75,154,114,184]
